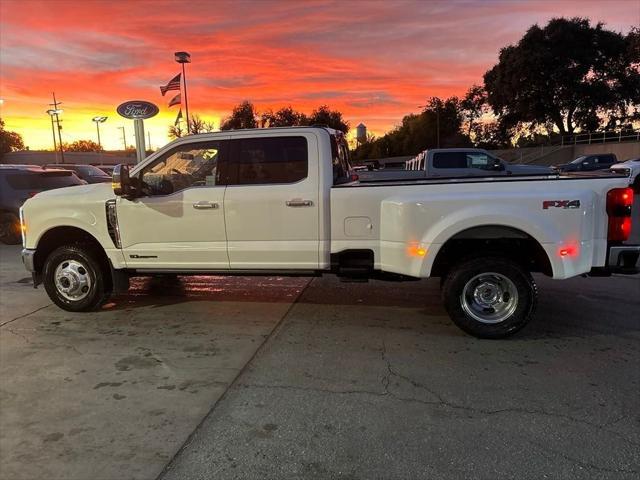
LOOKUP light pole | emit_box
[48,92,65,163]
[46,107,64,163]
[174,51,191,133]
[92,116,107,149]
[118,126,127,152]
[46,109,58,160]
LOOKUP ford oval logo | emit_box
[117,101,159,120]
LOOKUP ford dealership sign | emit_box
[117,100,159,120]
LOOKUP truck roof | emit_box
[175,126,342,138]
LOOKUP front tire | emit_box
[442,257,537,338]
[43,245,112,312]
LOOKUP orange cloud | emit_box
[0,0,637,150]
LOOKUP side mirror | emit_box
[112,164,130,197]
[493,160,505,171]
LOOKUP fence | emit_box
[561,129,640,146]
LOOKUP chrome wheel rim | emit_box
[54,259,92,301]
[461,272,518,324]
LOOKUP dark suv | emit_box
[0,165,85,244]
[555,153,618,173]
[45,163,112,183]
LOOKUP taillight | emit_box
[606,188,633,242]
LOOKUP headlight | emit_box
[105,199,121,248]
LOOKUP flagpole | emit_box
[181,62,190,134]
[175,52,191,134]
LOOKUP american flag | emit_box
[168,93,181,107]
[160,73,181,96]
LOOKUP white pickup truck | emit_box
[20,127,639,338]
[357,148,552,182]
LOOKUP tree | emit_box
[168,114,216,139]
[63,139,102,152]
[220,100,258,130]
[189,115,206,134]
[202,119,216,133]
[484,17,640,135]
[460,85,488,136]
[168,123,185,139]
[308,105,350,133]
[260,106,308,127]
[351,96,470,161]
[0,118,25,158]
[471,121,512,149]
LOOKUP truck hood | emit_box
[30,181,113,201]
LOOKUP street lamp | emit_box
[174,51,191,133]
[46,108,64,162]
[92,116,108,149]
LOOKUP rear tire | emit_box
[0,212,21,245]
[43,244,112,312]
[442,257,537,338]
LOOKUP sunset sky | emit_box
[1,0,638,151]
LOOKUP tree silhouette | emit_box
[63,139,102,152]
[0,118,25,159]
[260,106,308,127]
[220,101,258,130]
[460,85,488,137]
[308,105,350,133]
[484,18,640,134]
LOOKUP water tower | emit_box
[356,123,367,145]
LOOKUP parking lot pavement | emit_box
[0,245,310,480]
[162,273,640,480]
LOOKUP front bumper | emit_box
[22,248,36,272]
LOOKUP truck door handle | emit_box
[286,199,313,207]
[193,201,219,210]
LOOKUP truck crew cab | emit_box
[20,127,639,338]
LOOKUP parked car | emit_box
[93,165,116,176]
[359,148,553,181]
[0,165,85,244]
[20,127,638,338]
[555,153,618,173]
[45,164,112,183]
[610,157,640,192]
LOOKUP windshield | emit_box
[571,156,588,164]
[79,165,110,176]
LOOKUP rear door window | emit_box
[332,136,352,184]
[595,155,615,165]
[227,136,308,185]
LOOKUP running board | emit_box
[132,269,321,277]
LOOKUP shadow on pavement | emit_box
[105,273,640,339]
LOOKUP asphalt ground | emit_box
[1,241,639,480]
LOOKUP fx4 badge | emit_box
[543,200,581,210]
